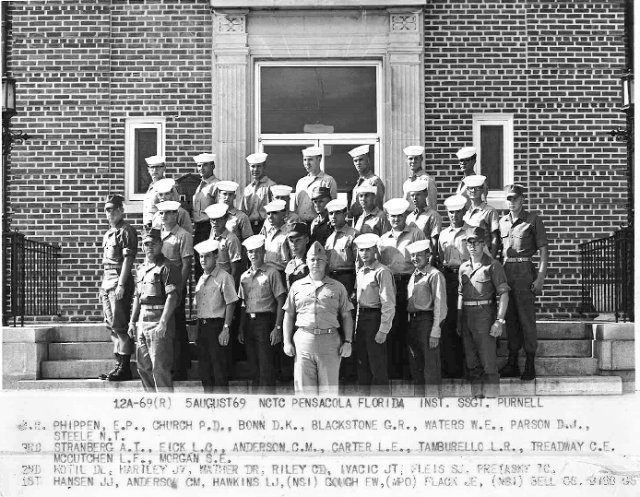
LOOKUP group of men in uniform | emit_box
[99,143,548,397]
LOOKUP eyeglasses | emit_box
[467,186,482,191]
[465,240,483,246]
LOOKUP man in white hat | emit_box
[262,185,300,232]
[462,175,500,257]
[438,194,469,379]
[205,203,242,284]
[402,146,437,211]
[151,177,193,234]
[293,146,337,223]
[353,233,395,396]
[193,238,238,393]
[157,200,194,381]
[217,180,253,242]
[406,239,447,397]
[238,235,287,394]
[283,241,354,395]
[143,155,167,227]
[128,228,181,392]
[455,146,487,202]
[241,152,277,235]
[379,198,426,379]
[192,153,220,281]
[348,145,385,219]
[406,178,442,257]
[353,184,391,236]
[261,199,291,274]
[324,199,359,296]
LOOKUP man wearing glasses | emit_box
[462,175,500,258]
[455,146,487,203]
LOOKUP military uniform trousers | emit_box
[136,307,175,392]
[193,221,212,281]
[504,262,538,355]
[331,270,357,381]
[197,318,228,393]
[172,288,191,379]
[245,312,277,394]
[407,311,441,397]
[461,304,499,398]
[293,330,342,396]
[388,275,410,379]
[99,271,135,355]
[441,270,465,378]
[355,308,389,396]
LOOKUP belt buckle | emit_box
[250,313,256,319]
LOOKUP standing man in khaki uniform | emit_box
[462,175,500,257]
[128,228,181,392]
[353,184,391,236]
[99,194,138,382]
[348,145,385,219]
[241,152,277,235]
[402,145,437,211]
[406,179,443,257]
[498,184,549,381]
[142,155,166,228]
[192,152,220,280]
[293,146,337,223]
[217,180,253,243]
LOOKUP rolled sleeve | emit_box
[377,269,396,334]
[120,224,138,258]
[491,262,510,295]
[221,273,239,304]
[163,265,181,295]
[338,285,355,315]
[269,268,287,299]
[227,235,242,263]
[534,216,548,249]
[431,271,447,338]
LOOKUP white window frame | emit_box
[124,117,166,209]
[255,60,384,181]
[472,113,514,209]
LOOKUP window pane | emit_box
[480,125,504,190]
[261,143,315,187]
[323,144,370,197]
[261,66,377,134]
[134,128,158,194]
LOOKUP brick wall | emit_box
[424,0,628,318]
[7,0,213,321]
[6,0,628,320]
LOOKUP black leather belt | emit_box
[199,317,223,325]
[330,268,355,275]
[442,266,459,274]
[408,310,433,319]
[358,307,380,314]
[247,312,274,319]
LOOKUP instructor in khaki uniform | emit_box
[98,194,138,382]
[498,184,549,381]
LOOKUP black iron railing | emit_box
[580,227,634,322]
[3,231,60,326]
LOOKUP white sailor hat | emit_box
[193,153,216,163]
[302,146,323,157]
[216,180,239,193]
[145,155,166,166]
[462,174,486,188]
[243,234,266,251]
[205,203,229,219]
[348,145,370,158]
[354,233,380,249]
[403,145,425,157]
[155,200,181,212]
[405,179,429,194]
[194,239,220,255]
[444,194,468,211]
[270,184,293,197]
[384,198,410,215]
[265,199,287,213]
[246,152,268,165]
[406,239,432,254]
[326,199,348,213]
[355,184,378,196]
[456,147,477,160]
[153,177,176,194]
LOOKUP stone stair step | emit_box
[535,321,593,340]
[496,340,592,358]
[48,324,107,343]
[49,342,114,360]
[17,376,622,396]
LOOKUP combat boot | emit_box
[499,352,520,378]
[520,353,536,381]
[108,354,132,381]
[99,354,121,380]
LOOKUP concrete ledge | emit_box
[535,376,622,396]
[599,370,636,393]
[3,342,48,389]
[2,326,53,343]
[595,341,635,371]
[594,323,636,341]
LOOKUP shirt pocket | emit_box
[104,235,122,260]
[510,223,533,251]
[143,273,162,297]
[471,270,494,297]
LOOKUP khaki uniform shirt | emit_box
[135,254,180,305]
[458,253,510,301]
[406,207,442,240]
[195,266,239,319]
[263,224,291,271]
[325,225,359,271]
[284,276,354,329]
[284,257,309,290]
[356,261,396,334]
[143,182,160,226]
[407,266,447,338]
[192,175,220,223]
[293,172,338,222]
[241,176,277,222]
[152,206,193,235]
[353,207,390,236]
[350,174,385,219]
[403,173,438,211]
[378,225,426,276]
[438,225,469,268]
[209,229,242,274]
[161,225,194,269]
[499,209,548,259]
[101,220,138,291]
[226,207,254,242]
[238,264,287,314]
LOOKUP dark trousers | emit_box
[332,271,357,381]
[193,221,212,281]
[355,309,389,396]
[197,318,228,393]
[441,270,465,378]
[407,311,442,397]
[388,275,410,379]
[172,289,191,377]
[461,304,499,398]
[504,262,538,355]
[99,273,135,355]
[245,312,277,394]
[250,220,264,235]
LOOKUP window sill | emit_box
[211,0,426,9]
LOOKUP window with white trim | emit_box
[472,113,514,207]
[256,62,382,200]
[124,117,166,202]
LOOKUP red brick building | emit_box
[3,0,629,321]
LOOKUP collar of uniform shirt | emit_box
[248,264,267,276]
[361,260,380,272]
[364,207,380,218]
[162,224,180,238]
[251,176,269,187]
[387,226,411,238]
[213,229,230,240]
[508,208,527,223]
[414,267,429,277]
[333,225,350,234]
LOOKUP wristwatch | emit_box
[496,318,506,325]
[276,325,282,330]
[344,339,352,344]
[223,324,230,328]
